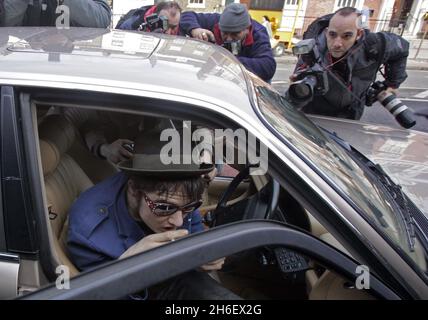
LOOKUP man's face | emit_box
[136,190,194,233]
[221,28,249,42]
[159,8,180,35]
[326,13,363,58]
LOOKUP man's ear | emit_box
[127,179,139,198]
[356,28,364,41]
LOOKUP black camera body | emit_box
[288,39,329,104]
[366,81,416,129]
[138,13,168,33]
[222,40,242,56]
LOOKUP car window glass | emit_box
[252,79,427,273]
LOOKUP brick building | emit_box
[298,0,428,37]
[298,0,384,36]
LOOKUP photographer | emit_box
[1,0,111,28]
[180,3,276,82]
[288,7,409,120]
[116,1,181,35]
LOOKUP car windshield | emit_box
[253,78,427,272]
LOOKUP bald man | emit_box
[289,7,409,120]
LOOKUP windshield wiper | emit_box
[369,163,416,252]
[322,128,416,251]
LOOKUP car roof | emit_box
[0,27,253,113]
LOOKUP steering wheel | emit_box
[205,165,281,273]
[210,165,280,227]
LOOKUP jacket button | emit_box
[99,208,106,214]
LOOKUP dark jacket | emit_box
[2,0,111,28]
[292,30,409,120]
[180,11,276,82]
[68,172,204,271]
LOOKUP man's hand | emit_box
[191,28,215,42]
[202,166,217,184]
[200,149,217,183]
[386,87,398,95]
[198,257,226,272]
[100,139,134,164]
[289,74,298,83]
[119,229,188,260]
[377,87,398,101]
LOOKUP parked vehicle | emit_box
[245,0,303,56]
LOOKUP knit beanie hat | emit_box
[219,3,251,32]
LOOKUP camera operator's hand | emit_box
[289,74,298,83]
[377,87,398,101]
[99,139,134,164]
[119,230,189,260]
[191,28,215,42]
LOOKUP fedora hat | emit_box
[117,129,214,178]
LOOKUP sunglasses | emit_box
[142,193,203,217]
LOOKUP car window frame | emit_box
[0,90,5,252]
[21,220,401,300]
[0,86,38,255]
[20,86,419,299]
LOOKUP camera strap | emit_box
[322,47,366,105]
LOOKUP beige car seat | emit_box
[39,114,94,276]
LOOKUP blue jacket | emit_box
[68,172,204,271]
[180,12,276,82]
[115,5,153,30]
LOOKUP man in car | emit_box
[116,1,181,35]
[67,130,239,299]
[179,3,276,83]
[288,7,409,120]
[1,0,111,28]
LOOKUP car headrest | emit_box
[38,114,76,155]
[40,140,60,177]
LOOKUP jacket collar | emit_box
[111,179,145,249]
[144,5,157,19]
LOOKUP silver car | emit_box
[0,27,427,300]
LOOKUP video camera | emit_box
[366,81,416,129]
[222,40,242,56]
[135,13,169,33]
[287,39,329,104]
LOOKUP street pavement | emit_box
[272,55,428,133]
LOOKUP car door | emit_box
[21,220,400,300]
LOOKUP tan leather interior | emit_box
[68,139,118,185]
[304,212,373,299]
[39,114,94,276]
[200,178,251,215]
[307,269,375,300]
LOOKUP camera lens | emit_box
[288,75,317,102]
[378,92,416,129]
[290,83,311,99]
